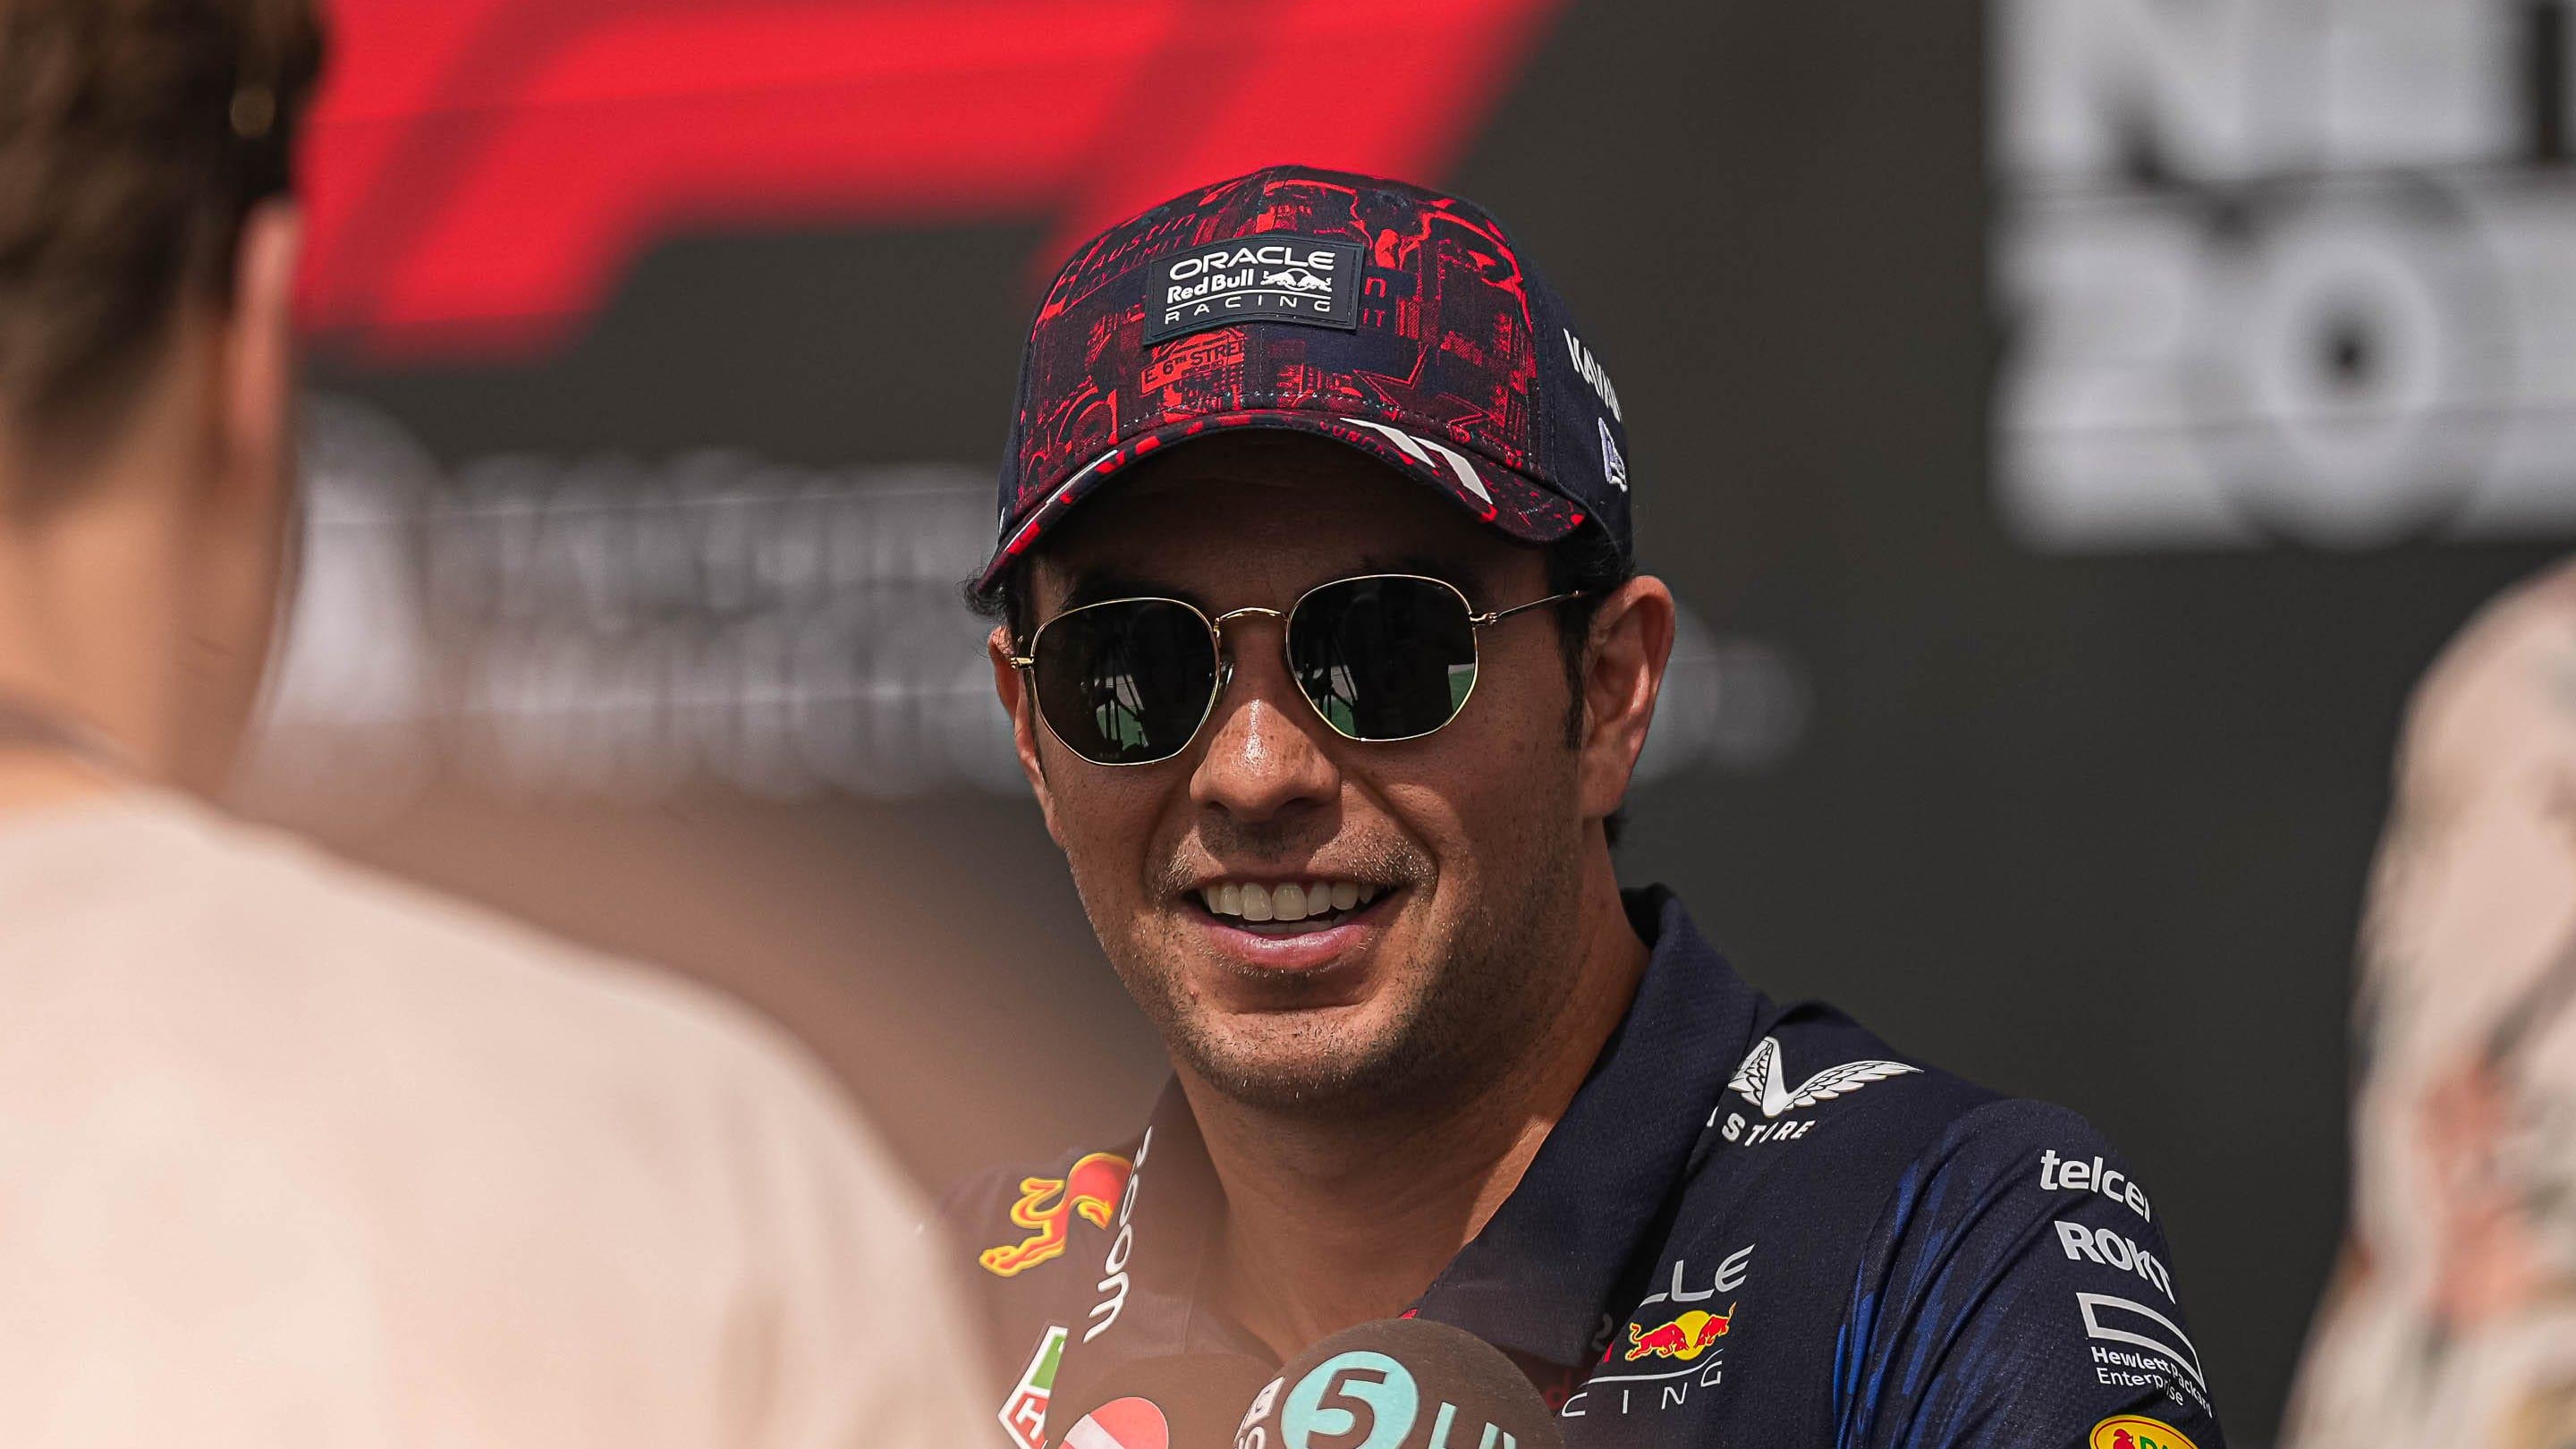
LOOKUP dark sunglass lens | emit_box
[1288,578,1479,741]
[1031,601,1218,764]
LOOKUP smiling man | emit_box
[954,166,2228,1449]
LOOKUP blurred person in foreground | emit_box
[0,3,986,1444]
[2284,562,2576,1449]
[953,165,2228,1449]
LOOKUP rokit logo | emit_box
[2055,1219,2176,1301]
[1144,236,1366,344]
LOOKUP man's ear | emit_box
[990,623,1065,844]
[1575,574,1677,825]
[217,199,301,514]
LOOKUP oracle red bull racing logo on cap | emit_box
[1141,233,1364,344]
[1622,1306,1736,1361]
[979,1150,1133,1277]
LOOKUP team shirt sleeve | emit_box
[1832,1099,2226,1449]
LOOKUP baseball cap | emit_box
[973,165,1635,597]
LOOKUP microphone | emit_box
[1049,1352,1282,1449]
[1239,1318,1565,1449]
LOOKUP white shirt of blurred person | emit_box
[2284,560,2576,1449]
[0,2,986,1445]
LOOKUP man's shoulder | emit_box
[0,792,901,1198]
[1699,1003,1997,1162]
[1678,1003,2142,1260]
[97,793,812,1074]
[1639,1005,2218,1439]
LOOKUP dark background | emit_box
[275,1,2571,1440]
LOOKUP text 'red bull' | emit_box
[979,1152,1132,1277]
[1623,1305,1736,1361]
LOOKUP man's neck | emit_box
[1190,862,1651,1360]
[0,436,201,806]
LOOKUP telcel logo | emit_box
[2039,1148,2152,1221]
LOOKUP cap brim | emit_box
[975,411,1589,595]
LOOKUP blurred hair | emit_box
[0,0,323,474]
[968,512,1639,847]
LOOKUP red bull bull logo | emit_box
[979,1151,1132,1278]
[1622,1305,1736,1361]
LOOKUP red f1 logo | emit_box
[301,0,1570,360]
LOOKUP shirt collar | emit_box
[1413,886,1763,1367]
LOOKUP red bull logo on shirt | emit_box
[979,1151,1133,1277]
[1623,1305,1736,1361]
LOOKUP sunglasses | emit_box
[1008,572,1580,767]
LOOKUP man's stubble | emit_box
[1086,795,1589,1122]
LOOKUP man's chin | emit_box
[1169,1000,1425,1113]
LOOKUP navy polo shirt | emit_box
[945,888,2228,1449]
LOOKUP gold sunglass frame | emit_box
[1007,572,1583,766]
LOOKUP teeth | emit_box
[1198,880,1384,920]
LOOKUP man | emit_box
[0,2,984,1444]
[2284,560,2576,1449]
[955,165,2228,1449]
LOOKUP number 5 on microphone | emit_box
[1280,1352,1419,1449]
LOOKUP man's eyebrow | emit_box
[1356,554,1491,598]
[1055,570,1202,614]
[1048,555,1494,617]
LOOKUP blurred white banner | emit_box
[1994,0,2576,549]
[243,396,1804,813]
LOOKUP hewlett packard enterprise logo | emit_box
[1142,234,1365,344]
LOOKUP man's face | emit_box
[996,435,1600,1114]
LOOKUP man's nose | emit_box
[1189,619,1339,823]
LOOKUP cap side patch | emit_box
[1141,234,1364,345]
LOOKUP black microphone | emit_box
[1238,1318,1565,1449]
[1049,1352,1282,1449]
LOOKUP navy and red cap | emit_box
[974,164,1636,597]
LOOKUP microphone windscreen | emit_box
[1050,1352,1282,1449]
[1241,1318,1564,1449]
